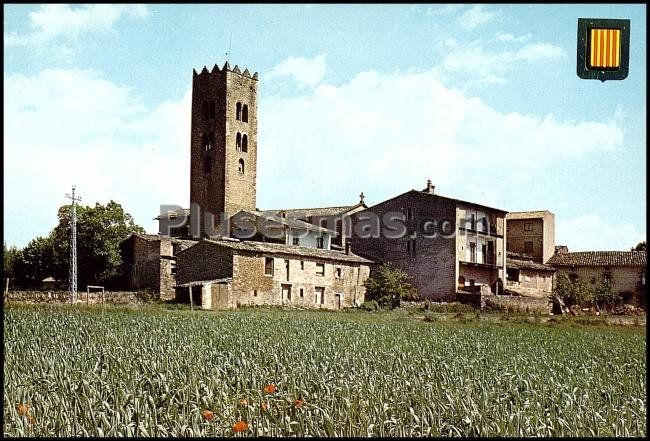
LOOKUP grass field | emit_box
[3,304,646,437]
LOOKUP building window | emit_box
[335,268,342,278]
[406,208,416,220]
[253,290,258,297]
[264,257,274,275]
[209,101,215,119]
[238,159,245,174]
[458,275,465,287]
[293,237,300,245]
[300,261,305,270]
[170,262,177,276]
[236,132,242,151]
[242,134,248,152]
[317,237,324,249]
[202,132,214,151]
[469,242,477,263]
[603,273,612,285]
[242,104,249,123]
[285,259,290,281]
[524,222,533,231]
[316,263,325,276]
[300,288,304,298]
[640,273,646,286]
[470,214,476,230]
[203,156,213,175]
[315,287,325,304]
[524,241,533,254]
[236,102,242,120]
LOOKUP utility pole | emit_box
[65,186,81,303]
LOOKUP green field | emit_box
[3,304,646,437]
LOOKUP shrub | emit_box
[360,300,379,311]
[363,263,417,309]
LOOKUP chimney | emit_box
[345,242,351,255]
[424,179,435,194]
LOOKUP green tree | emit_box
[11,236,55,288]
[631,241,646,251]
[3,241,21,280]
[593,281,619,310]
[554,273,592,307]
[49,200,145,289]
[363,263,418,309]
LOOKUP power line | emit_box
[65,186,81,303]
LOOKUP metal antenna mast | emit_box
[65,186,81,303]
[225,31,232,63]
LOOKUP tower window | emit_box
[202,101,209,119]
[203,156,213,175]
[238,159,245,174]
[242,104,249,123]
[242,134,248,152]
[236,102,242,121]
[209,101,215,119]
[203,131,214,151]
[236,132,242,152]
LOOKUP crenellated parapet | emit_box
[193,62,258,81]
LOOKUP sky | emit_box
[3,4,647,252]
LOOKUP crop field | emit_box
[3,304,646,437]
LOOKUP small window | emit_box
[470,214,476,230]
[209,101,216,119]
[315,287,325,304]
[264,257,274,275]
[300,288,304,298]
[603,273,612,284]
[170,262,177,276]
[236,132,242,152]
[335,268,341,278]
[203,156,213,175]
[242,134,248,152]
[317,237,324,249]
[253,290,258,297]
[236,102,242,121]
[293,237,299,246]
[238,159,245,174]
[242,104,249,123]
[300,261,305,270]
[316,263,325,276]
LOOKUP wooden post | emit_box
[190,285,193,311]
[5,278,9,299]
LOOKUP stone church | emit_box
[121,61,371,309]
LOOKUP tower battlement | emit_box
[193,62,258,80]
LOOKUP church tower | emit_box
[189,62,258,236]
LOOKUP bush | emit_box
[363,263,417,309]
[554,273,592,307]
[424,301,476,314]
[593,282,620,310]
[360,300,379,311]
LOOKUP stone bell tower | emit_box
[189,62,258,236]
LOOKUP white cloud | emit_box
[4,4,148,47]
[4,68,189,246]
[494,32,531,43]
[257,63,623,213]
[457,5,498,31]
[515,43,564,61]
[558,215,646,251]
[267,54,327,88]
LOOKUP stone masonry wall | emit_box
[176,241,234,285]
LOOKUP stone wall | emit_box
[176,241,234,285]
[4,290,156,305]
[484,294,551,314]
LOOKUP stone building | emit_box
[175,238,371,310]
[505,251,555,298]
[350,180,508,301]
[119,233,197,299]
[505,211,555,264]
[546,249,647,306]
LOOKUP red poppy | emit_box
[260,402,268,411]
[17,404,29,416]
[238,398,248,406]
[27,415,36,425]
[232,421,248,432]
[294,399,304,408]
[201,409,214,421]
[263,384,277,394]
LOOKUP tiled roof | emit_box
[506,210,553,220]
[260,203,365,218]
[154,208,190,220]
[191,239,374,264]
[546,251,646,267]
[400,190,508,214]
[241,210,337,234]
[506,252,555,271]
[126,233,198,247]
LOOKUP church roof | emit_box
[259,203,366,219]
[237,210,338,235]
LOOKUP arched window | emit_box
[203,156,213,175]
[242,104,249,122]
[203,132,213,150]
[236,132,242,151]
[208,101,215,119]
[242,134,248,152]
[238,158,245,174]
[236,102,242,121]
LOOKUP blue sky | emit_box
[4,4,646,251]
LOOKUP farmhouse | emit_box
[547,248,646,307]
[505,251,555,298]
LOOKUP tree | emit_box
[631,241,646,251]
[593,281,619,310]
[3,241,20,280]
[363,263,418,309]
[49,200,145,289]
[553,273,592,307]
[11,236,55,288]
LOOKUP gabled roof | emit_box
[546,251,646,267]
[363,189,508,214]
[506,210,554,220]
[178,238,374,264]
[259,203,366,219]
[506,252,555,272]
[237,210,337,235]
